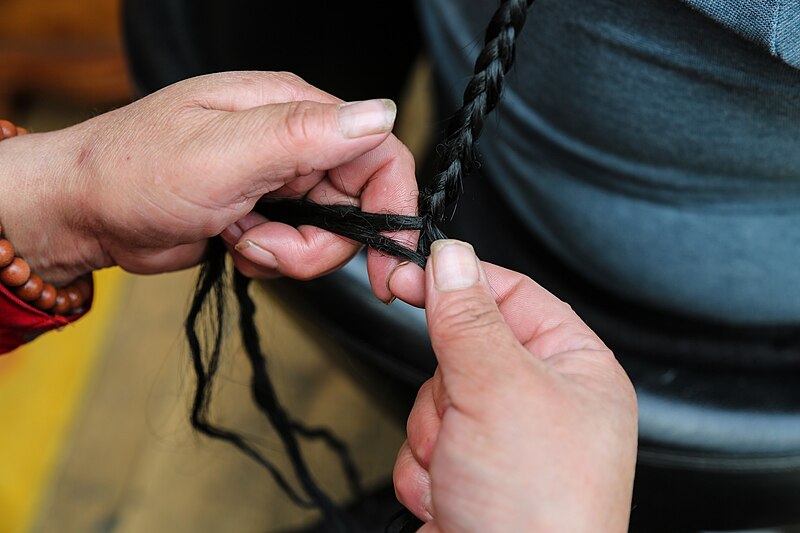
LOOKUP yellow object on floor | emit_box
[0,268,127,533]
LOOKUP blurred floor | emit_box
[25,271,406,533]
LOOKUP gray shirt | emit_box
[418,0,800,324]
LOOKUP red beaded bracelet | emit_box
[0,119,92,316]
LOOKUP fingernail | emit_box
[431,240,479,292]
[421,490,434,521]
[338,99,397,138]
[384,260,410,303]
[234,239,279,269]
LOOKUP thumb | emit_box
[224,98,397,191]
[425,240,537,395]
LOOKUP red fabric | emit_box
[0,282,91,354]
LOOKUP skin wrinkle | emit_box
[524,320,608,359]
[281,101,324,176]
[430,296,509,342]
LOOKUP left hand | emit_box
[0,71,417,301]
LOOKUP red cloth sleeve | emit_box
[0,282,91,354]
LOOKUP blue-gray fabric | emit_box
[683,0,800,68]
[418,0,800,325]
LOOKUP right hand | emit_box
[389,240,638,532]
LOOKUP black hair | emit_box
[185,1,535,531]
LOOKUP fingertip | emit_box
[234,239,280,270]
[337,98,397,139]
[224,240,282,280]
[387,260,425,308]
[239,222,358,280]
[393,442,434,523]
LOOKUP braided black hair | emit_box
[185,1,535,531]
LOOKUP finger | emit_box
[424,240,541,412]
[484,263,607,360]
[220,211,270,246]
[430,367,450,420]
[242,133,417,292]
[393,441,434,522]
[231,190,361,279]
[426,240,528,371]
[245,176,361,276]
[220,98,398,198]
[387,260,425,307]
[234,222,358,280]
[406,379,441,470]
[223,240,282,280]
[277,133,418,302]
[355,137,418,302]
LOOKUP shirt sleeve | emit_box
[679,0,800,69]
[0,282,92,354]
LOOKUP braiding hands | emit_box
[388,240,638,532]
[0,71,416,300]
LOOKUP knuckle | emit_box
[609,358,639,412]
[278,100,333,178]
[272,72,319,101]
[274,71,307,87]
[395,141,415,169]
[283,100,317,147]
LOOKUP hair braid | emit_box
[417,0,534,256]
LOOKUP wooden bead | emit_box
[65,286,83,309]
[0,239,14,268]
[0,257,30,286]
[34,283,57,311]
[0,120,16,139]
[53,289,71,315]
[14,274,44,302]
[74,275,93,302]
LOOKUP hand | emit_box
[0,72,417,301]
[388,240,638,532]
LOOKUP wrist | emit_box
[0,123,107,286]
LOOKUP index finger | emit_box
[311,134,418,302]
